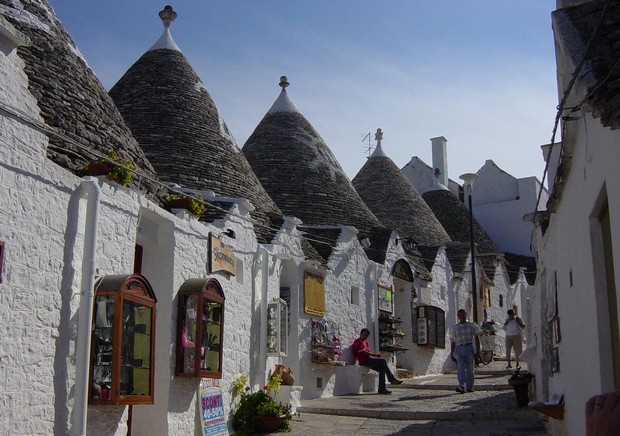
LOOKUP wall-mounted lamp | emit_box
[223,229,235,239]
[360,237,371,249]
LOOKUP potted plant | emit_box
[232,374,292,434]
[165,193,206,218]
[78,149,135,187]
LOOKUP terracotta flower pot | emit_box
[254,415,285,432]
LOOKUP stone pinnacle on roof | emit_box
[149,5,181,52]
[159,5,177,28]
[267,75,301,114]
[370,128,387,157]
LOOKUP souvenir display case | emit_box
[89,274,157,405]
[378,311,408,354]
[267,298,288,356]
[310,318,343,365]
[176,278,225,378]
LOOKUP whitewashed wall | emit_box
[294,227,377,398]
[0,35,74,435]
[535,112,620,436]
[472,160,545,257]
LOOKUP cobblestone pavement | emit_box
[274,361,551,435]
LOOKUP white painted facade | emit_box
[471,160,547,257]
[531,110,620,436]
[527,3,620,434]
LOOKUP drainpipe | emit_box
[71,177,101,436]
[253,246,270,387]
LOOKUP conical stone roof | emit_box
[423,189,501,281]
[352,132,451,248]
[108,6,282,242]
[422,189,498,255]
[3,0,164,199]
[242,77,384,239]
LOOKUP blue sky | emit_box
[50,1,558,182]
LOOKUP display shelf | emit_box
[378,345,409,352]
[379,330,406,338]
[89,274,156,405]
[310,318,342,364]
[379,312,408,354]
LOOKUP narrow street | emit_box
[283,360,550,435]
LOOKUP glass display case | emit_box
[176,278,225,378]
[267,298,288,356]
[89,274,157,405]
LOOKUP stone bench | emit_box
[333,364,378,395]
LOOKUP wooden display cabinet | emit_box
[176,278,225,379]
[89,274,157,405]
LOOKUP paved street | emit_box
[278,361,550,435]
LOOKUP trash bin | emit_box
[508,371,534,407]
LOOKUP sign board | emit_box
[378,285,393,313]
[304,272,325,317]
[210,235,236,276]
[200,378,228,436]
[392,259,413,282]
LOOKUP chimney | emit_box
[431,136,448,187]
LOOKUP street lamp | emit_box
[460,173,478,324]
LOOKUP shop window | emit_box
[176,278,225,379]
[412,305,445,349]
[89,274,157,405]
[267,298,288,356]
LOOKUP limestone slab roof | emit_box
[242,81,385,244]
[352,142,451,248]
[300,227,343,264]
[3,0,164,200]
[422,189,499,256]
[503,253,537,286]
[554,0,620,129]
[107,10,284,244]
[444,242,471,275]
[423,189,502,282]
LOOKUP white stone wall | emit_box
[472,160,545,257]
[535,112,620,436]
[296,229,376,398]
[401,155,460,196]
[1,43,68,436]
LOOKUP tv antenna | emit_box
[361,132,373,157]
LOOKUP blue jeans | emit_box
[455,344,475,390]
[361,357,396,391]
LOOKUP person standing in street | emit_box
[450,309,481,393]
[503,309,526,369]
[352,328,403,394]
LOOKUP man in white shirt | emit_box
[450,309,481,393]
[503,309,526,369]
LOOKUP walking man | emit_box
[450,309,481,393]
[352,328,402,394]
[503,309,526,369]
